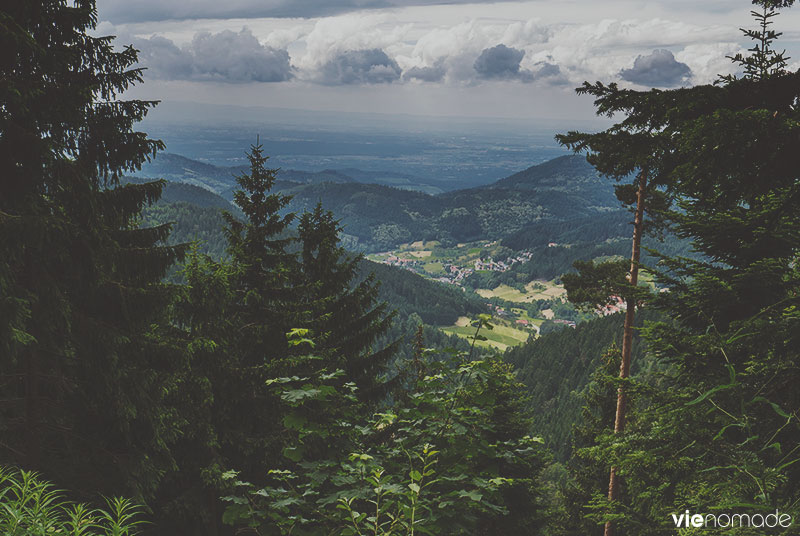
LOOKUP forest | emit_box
[1,1,799,535]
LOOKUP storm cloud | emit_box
[473,44,526,80]
[98,0,481,23]
[619,49,692,87]
[135,28,292,82]
[317,48,402,84]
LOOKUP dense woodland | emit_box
[2,1,800,535]
[133,150,624,252]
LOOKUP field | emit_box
[475,279,566,303]
[441,320,533,351]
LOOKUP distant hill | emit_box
[486,154,620,207]
[277,154,618,250]
[133,153,635,252]
[124,176,236,211]
[135,152,444,195]
[360,261,487,326]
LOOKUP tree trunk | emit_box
[604,169,647,536]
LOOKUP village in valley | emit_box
[367,240,626,350]
[375,240,533,286]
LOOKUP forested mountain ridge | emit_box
[130,178,488,327]
[136,153,621,251]
[4,1,800,535]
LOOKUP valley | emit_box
[133,153,659,352]
[366,239,581,350]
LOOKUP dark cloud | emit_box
[134,29,292,82]
[619,49,691,87]
[403,62,446,82]
[532,62,560,79]
[318,49,402,84]
[529,62,569,85]
[474,44,526,80]
[98,0,481,23]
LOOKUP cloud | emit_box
[97,0,481,23]
[404,62,446,82]
[134,28,292,82]
[318,49,402,84]
[529,61,569,85]
[619,49,692,87]
[474,44,526,80]
[111,8,747,89]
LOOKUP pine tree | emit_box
[224,141,297,365]
[556,84,665,536]
[0,0,186,502]
[297,203,397,400]
[558,347,623,536]
[187,142,300,486]
[554,2,800,532]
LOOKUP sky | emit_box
[95,0,800,121]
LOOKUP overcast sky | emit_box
[95,0,800,121]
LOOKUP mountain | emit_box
[133,152,637,253]
[277,154,619,250]
[136,152,445,195]
[125,176,237,211]
[486,154,620,207]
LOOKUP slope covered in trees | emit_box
[3,1,800,535]
[505,310,663,462]
[135,152,627,251]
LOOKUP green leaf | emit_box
[283,412,308,431]
[283,446,303,462]
[750,396,792,419]
[458,490,482,502]
[686,382,735,406]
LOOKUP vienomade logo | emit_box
[671,510,793,529]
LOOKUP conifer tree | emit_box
[190,142,299,484]
[225,141,297,364]
[0,0,186,501]
[555,1,800,532]
[557,86,665,536]
[298,203,397,400]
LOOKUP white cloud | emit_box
[675,43,742,84]
[318,49,402,84]
[97,0,800,117]
[134,28,293,82]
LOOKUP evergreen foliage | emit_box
[222,323,550,535]
[0,0,186,503]
[298,204,398,399]
[506,311,661,462]
[549,2,800,533]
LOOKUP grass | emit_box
[424,261,445,274]
[510,308,544,327]
[476,279,566,303]
[441,320,531,351]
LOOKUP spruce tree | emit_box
[297,203,397,400]
[225,142,296,365]
[555,1,800,532]
[194,142,299,484]
[0,0,186,502]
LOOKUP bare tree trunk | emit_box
[603,169,647,536]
